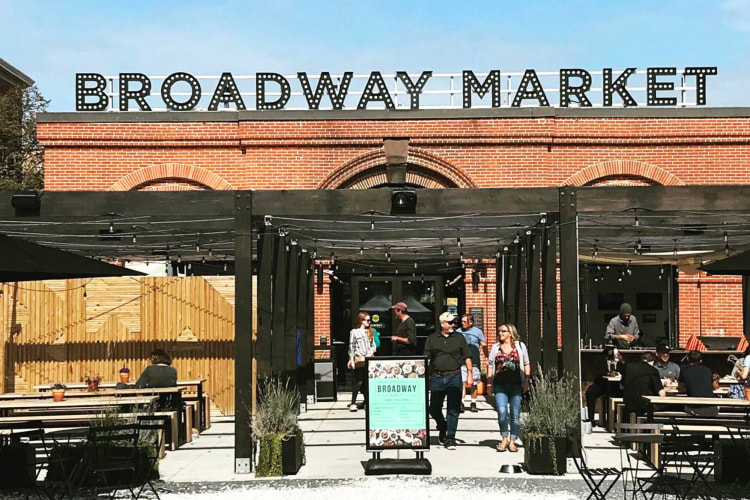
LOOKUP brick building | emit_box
[36,108,750,352]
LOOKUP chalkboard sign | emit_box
[469,307,484,331]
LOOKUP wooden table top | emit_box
[0,396,158,410]
[643,395,750,406]
[0,387,183,401]
[34,379,206,391]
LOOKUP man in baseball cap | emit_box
[655,344,680,382]
[391,301,416,355]
[424,310,473,449]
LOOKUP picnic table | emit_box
[1,387,183,400]
[0,396,158,417]
[34,378,208,430]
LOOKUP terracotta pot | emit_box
[119,372,130,383]
[52,390,65,402]
[745,387,750,401]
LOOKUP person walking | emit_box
[424,311,472,450]
[457,314,486,412]
[347,311,377,412]
[488,323,531,452]
[391,301,417,355]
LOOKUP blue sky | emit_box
[3,0,750,110]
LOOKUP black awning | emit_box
[699,248,750,275]
[0,234,144,281]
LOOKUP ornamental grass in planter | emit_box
[520,368,580,475]
[251,377,305,477]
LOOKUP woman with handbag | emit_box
[348,311,377,412]
[487,323,531,452]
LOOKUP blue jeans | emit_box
[494,382,522,440]
[429,372,462,438]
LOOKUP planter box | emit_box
[523,436,567,475]
[281,433,303,475]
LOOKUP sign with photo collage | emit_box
[365,356,429,451]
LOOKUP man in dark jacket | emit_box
[622,352,665,417]
[678,350,718,416]
[391,301,417,355]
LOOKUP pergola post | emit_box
[496,255,506,328]
[506,243,518,326]
[285,248,299,385]
[542,224,559,373]
[234,190,254,473]
[271,236,289,376]
[559,187,582,412]
[517,237,528,343]
[256,232,276,379]
[306,259,315,406]
[527,230,542,368]
[297,251,310,410]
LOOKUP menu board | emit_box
[365,357,429,451]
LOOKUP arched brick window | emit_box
[564,160,684,187]
[318,148,476,189]
[109,163,233,191]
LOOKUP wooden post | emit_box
[542,224,559,374]
[297,251,310,409]
[527,231,542,369]
[234,191,253,473]
[496,255,506,329]
[559,187,582,421]
[256,232,276,379]
[285,247,299,384]
[506,243,518,326]
[517,237,528,343]
[271,236,289,376]
[306,258,315,404]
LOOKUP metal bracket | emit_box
[235,458,250,474]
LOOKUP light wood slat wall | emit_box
[0,276,251,416]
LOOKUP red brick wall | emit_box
[38,113,750,347]
[677,272,744,345]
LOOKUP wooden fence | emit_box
[0,276,250,415]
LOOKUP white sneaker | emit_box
[349,404,358,412]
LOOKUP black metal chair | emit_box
[567,427,621,500]
[134,415,166,499]
[661,421,722,500]
[73,423,141,499]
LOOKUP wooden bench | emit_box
[608,397,624,432]
[0,410,179,456]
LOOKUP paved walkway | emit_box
[160,393,622,482]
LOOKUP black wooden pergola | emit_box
[1,185,748,473]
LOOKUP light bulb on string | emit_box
[593,240,599,259]
[223,263,228,272]
[673,239,678,257]
[360,240,364,255]
[201,256,206,264]
[635,237,643,255]
[109,222,114,233]
[177,255,182,263]
[131,234,137,244]
[370,214,375,231]
[513,233,520,244]
[627,261,632,275]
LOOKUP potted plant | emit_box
[119,366,131,383]
[51,383,66,402]
[85,375,102,392]
[520,368,580,475]
[251,377,305,477]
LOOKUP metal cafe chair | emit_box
[567,427,621,500]
[73,423,141,499]
[723,424,750,491]
[661,421,721,500]
[134,415,166,499]
[614,422,685,500]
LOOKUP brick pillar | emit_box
[464,259,497,373]
[314,261,331,359]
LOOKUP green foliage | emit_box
[51,383,66,390]
[520,367,580,440]
[0,85,48,190]
[252,378,304,477]
[255,428,305,478]
[251,377,300,439]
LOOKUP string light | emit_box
[223,262,228,272]
[109,222,114,233]
[360,240,364,255]
[131,234,137,244]
[724,232,730,256]
[673,239,678,257]
[627,260,632,275]
[593,240,599,259]
[201,256,206,264]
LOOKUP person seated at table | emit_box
[135,349,178,389]
[654,344,680,383]
[740,345,750,383]
[678,350,718,417]
[622,352,665,417]
[584,344,623,426]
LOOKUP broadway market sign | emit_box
[75,67,717,112]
